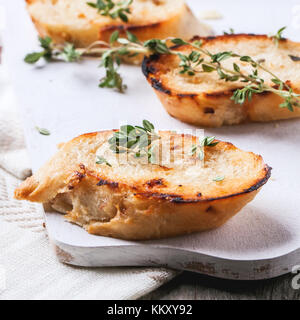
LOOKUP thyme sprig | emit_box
[190,136,219,160]
[96,156,112,167]
[25,27,300,111]
[96,120,160,166]
[270,26,287,47]
[87,0,133,22]
[25,36,82,64]
[170,38,300,111]
[97,124,222,168]
[108,120,160,163]
[24,32,173,92]
[25,37,54,63]
[223,28,235,35]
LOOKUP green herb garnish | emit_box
[25,27,300,111]
[201,136,219,147]
[35,126,51,136]
[96,120,160,167]
[97,32,175,92]
[61,43,82,62]
[96,156,112,167]
[191,136,219,160]
[25,37,82,64]
[87,0,133,22]
[213,176,225,182]
[223,28,235,35]
[270,26,287,47]
[25,36,53,63]
[108,120,160,164]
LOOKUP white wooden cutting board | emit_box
[3,0,300,280]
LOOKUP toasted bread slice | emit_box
[26,0,212,48]
[143,34,300,127]
[14,130,271,240]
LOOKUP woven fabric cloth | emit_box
[0,59,177,300]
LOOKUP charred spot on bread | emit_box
[177,93,198,98]
[145,179,165,188]
[101,22,162,34]
[204,107,215,114]
[97,179,119,189]
[289,55,300,62]
[67,165,86,190]
[142,54,160,77]
[150,78,171,95]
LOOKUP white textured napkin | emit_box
[0,55,177,300]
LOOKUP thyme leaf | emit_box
[24,36,53,63]
[61,43,82,62]
[190,136,219,160]
[224,28,235,35]
[87,0,133,22]
[270,26,287,47]
[35,126,51,136]
[24,52,44,64]
[289,55,300,62]
[213,176,225,182]
[96,156,112,167]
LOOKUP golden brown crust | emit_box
[14,130,271,240]
[142,34,300,127]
